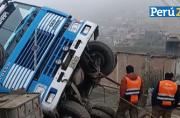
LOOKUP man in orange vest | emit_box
[116,65,143,118]
[152,72,180,118]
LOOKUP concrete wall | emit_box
[101,52,177,88]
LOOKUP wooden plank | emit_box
[33,98,43,118]
[0,93,43,118]
[0,94,39,109]
[25,101,33,116]
[0,95,18,107]
[18,105,25,118]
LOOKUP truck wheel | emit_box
[59,101,91,118]
[82,41,115,76]
[91,109,111,118]
[92,104,115,118]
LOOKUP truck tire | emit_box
[82,41,115,76]
[92,104,115,118]
[91,109,111,118]
[59,101,91,118]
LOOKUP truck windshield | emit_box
[0,2,36,56]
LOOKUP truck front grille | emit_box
[43,37,72,77]
[3,64,34,89]
[15,29,54,70]
[3,12,67,89]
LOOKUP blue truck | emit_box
[0,0,116,118]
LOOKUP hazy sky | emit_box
[13,0,180,33]
[15,0,153,20]
[14,0,180,20]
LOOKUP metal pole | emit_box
[174,58,177,79]
[116,54,119,83]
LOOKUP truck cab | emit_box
[0,1,115,117]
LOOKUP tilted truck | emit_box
[0,0,116,118]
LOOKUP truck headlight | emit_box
[46,93,56,104]
[82,25,91,35]
[69,22,81,33]
[46,88,57,104]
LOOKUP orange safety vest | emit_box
[125,76,142,104]
[157,80,178,106]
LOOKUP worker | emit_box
[116,65,143,118]
[151,72,180,118]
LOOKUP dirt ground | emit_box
[90,86,180,118]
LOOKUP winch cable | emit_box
[99,72,157,118]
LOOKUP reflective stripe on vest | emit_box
[125,91,140,95]
[157,80,177,102]
[157,96,175,101]
[158,93,175,98]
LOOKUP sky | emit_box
[9,0,180,33]
[15,0,151,20]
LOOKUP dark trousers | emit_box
[116,100,138,118]
[152,106,172,118]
